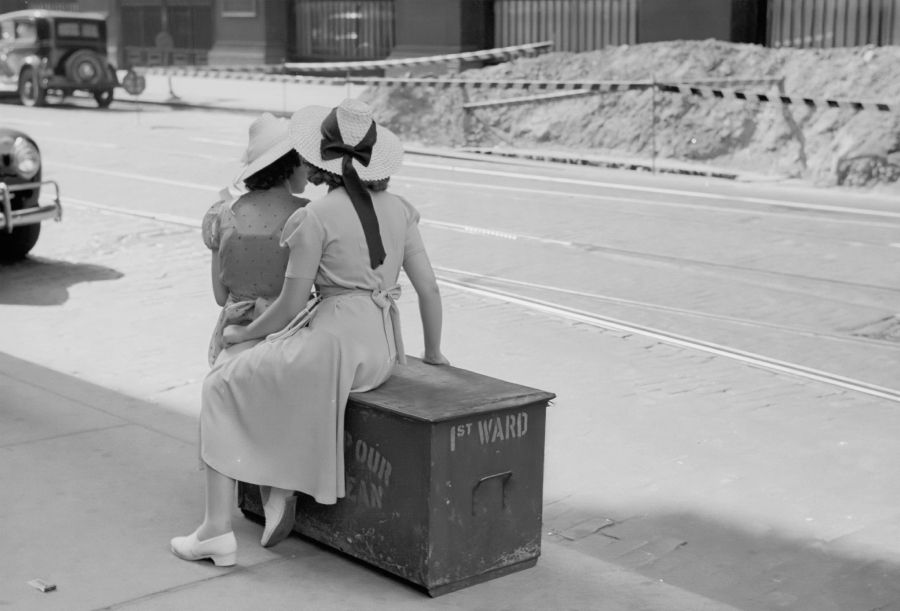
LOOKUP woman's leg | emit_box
[197,463,236,540]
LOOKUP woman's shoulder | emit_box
[384,192,420,225]
[201,199,227,249]
[280,205,325,248]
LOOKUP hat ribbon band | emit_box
[320,108,385,269]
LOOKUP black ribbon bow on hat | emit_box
[320,107,386,269]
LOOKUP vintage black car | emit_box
[0,10,118,107]
[0,128,61,261]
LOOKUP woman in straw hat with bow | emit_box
[201,112,309,366]
[172,99,448,566]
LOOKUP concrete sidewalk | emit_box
[3,205,900,610]
[117,71,368,117]
[1,351,742,611]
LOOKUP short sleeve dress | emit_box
[202,185,309,365]
[200,187,426,504]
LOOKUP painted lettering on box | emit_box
[344,433,391,509]
[451,412,528,451]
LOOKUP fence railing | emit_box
[494,0,637,52]
[120,3,214,68]
[768,0,900,47]
[294,0,394,61]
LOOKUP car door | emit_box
[0,19,16,86]
[7,18,39,84]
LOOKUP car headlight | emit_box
[12,137,41,180]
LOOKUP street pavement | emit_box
[1,77,900,610]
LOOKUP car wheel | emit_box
[18,68,47,108]
[0,224,41,262]
[94,88,114,108]
[65,50,106,87]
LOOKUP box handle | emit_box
[471,471,512,516]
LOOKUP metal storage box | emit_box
[238,357,554,596]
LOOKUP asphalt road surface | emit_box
[3,96,900,610]
[6,99,899,388]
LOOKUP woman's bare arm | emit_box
[403,250,449,365]
[224,276,314,346]
[210,252,228,306]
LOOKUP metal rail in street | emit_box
[431,266,900,350]
[59,197,900,403]
[433,275,900,404]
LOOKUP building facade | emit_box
[1,0,897,68]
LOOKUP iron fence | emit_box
[294,0,394,61]
[120,2,214,68]
[768,0,900,47]
[494,0,637,52]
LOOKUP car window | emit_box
[0,21,14,43]
[56,21,101,39]
[14,20,37,42]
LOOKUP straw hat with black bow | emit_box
[217,112,295,203]
[289,100,404,269]
[289,99,403,181]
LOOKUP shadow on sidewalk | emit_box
[546,503,900,611]
[0,256,123,306]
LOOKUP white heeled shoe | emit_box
[170,530,237,567]
[260,485,296,548]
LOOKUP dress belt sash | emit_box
[319,285,406,365]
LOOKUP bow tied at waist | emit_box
[319,107,386,269]
[370,285,406,366]
[317,285,406,365]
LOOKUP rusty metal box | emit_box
[238,357,554,596]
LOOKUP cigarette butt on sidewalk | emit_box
[27,579,56,593]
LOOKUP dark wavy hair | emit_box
[243,150,301,191]
[302,158,390,192]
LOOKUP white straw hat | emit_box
[289,99,403,181]
[235,112,294,185]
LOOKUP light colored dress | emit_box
[202,185,308,365]
[200,188,426,504]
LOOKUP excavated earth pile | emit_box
[361,40,900,188]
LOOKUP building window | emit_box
[222,0,256,18]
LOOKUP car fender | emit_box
[18,54,43,78]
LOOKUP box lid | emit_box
[349,357,555,423]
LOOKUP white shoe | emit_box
[170,530,237,567]
[260,486,296,548]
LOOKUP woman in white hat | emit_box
[171,99,448,566]
[201,112,309,366]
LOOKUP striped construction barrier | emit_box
[283,41,553,72]
[136,42,553,78]
[129,67,896,113]
[660,77,784,89]
[655,83,897,111]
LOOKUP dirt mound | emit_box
[361,40,900,188]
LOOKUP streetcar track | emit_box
[433,266,900,350]
[50,162,220,192]
[404,161,900,220]
[62,196,897,310]
[59,198,900,401]
[433,275,900,404]
[420,218,899,294]
[39,145,899,229]
[397,175,900,231]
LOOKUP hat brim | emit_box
[289,105,404,181]
[235,130,295,185]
